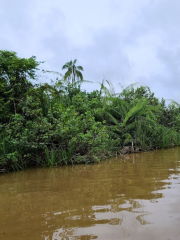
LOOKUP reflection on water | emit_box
[0,148,180,240]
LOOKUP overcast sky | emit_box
[1,0,180,102]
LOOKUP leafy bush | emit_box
[1,50,180,172]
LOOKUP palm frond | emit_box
[76,70,83,81]
[62,62,71,70]
[123,82,140,92]
[166,99,180,107]
[76,66,84,71]
[73,59,77,65]
[122,102,145,126]
[64,69,72,81]
[73,79,93,86]
[43,70,64,79]
[105,112,120,126]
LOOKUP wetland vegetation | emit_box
[1,50,180,172]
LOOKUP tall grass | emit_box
[44,144,75,166]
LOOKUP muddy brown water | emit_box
[0,148,180,240]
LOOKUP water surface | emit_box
[0,148,180,240]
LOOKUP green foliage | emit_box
[1,50,180,172]
[62,59,84,86]
[0,50,40,123]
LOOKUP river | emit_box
[0,148,180,240]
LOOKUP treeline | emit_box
[1,50,180,172]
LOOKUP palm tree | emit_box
[62,59,84,86]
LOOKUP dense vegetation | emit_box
[1,50,180,172]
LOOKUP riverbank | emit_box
[1,50,180,172]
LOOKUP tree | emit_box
[0,50,39,122]
[62,59,84,86]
